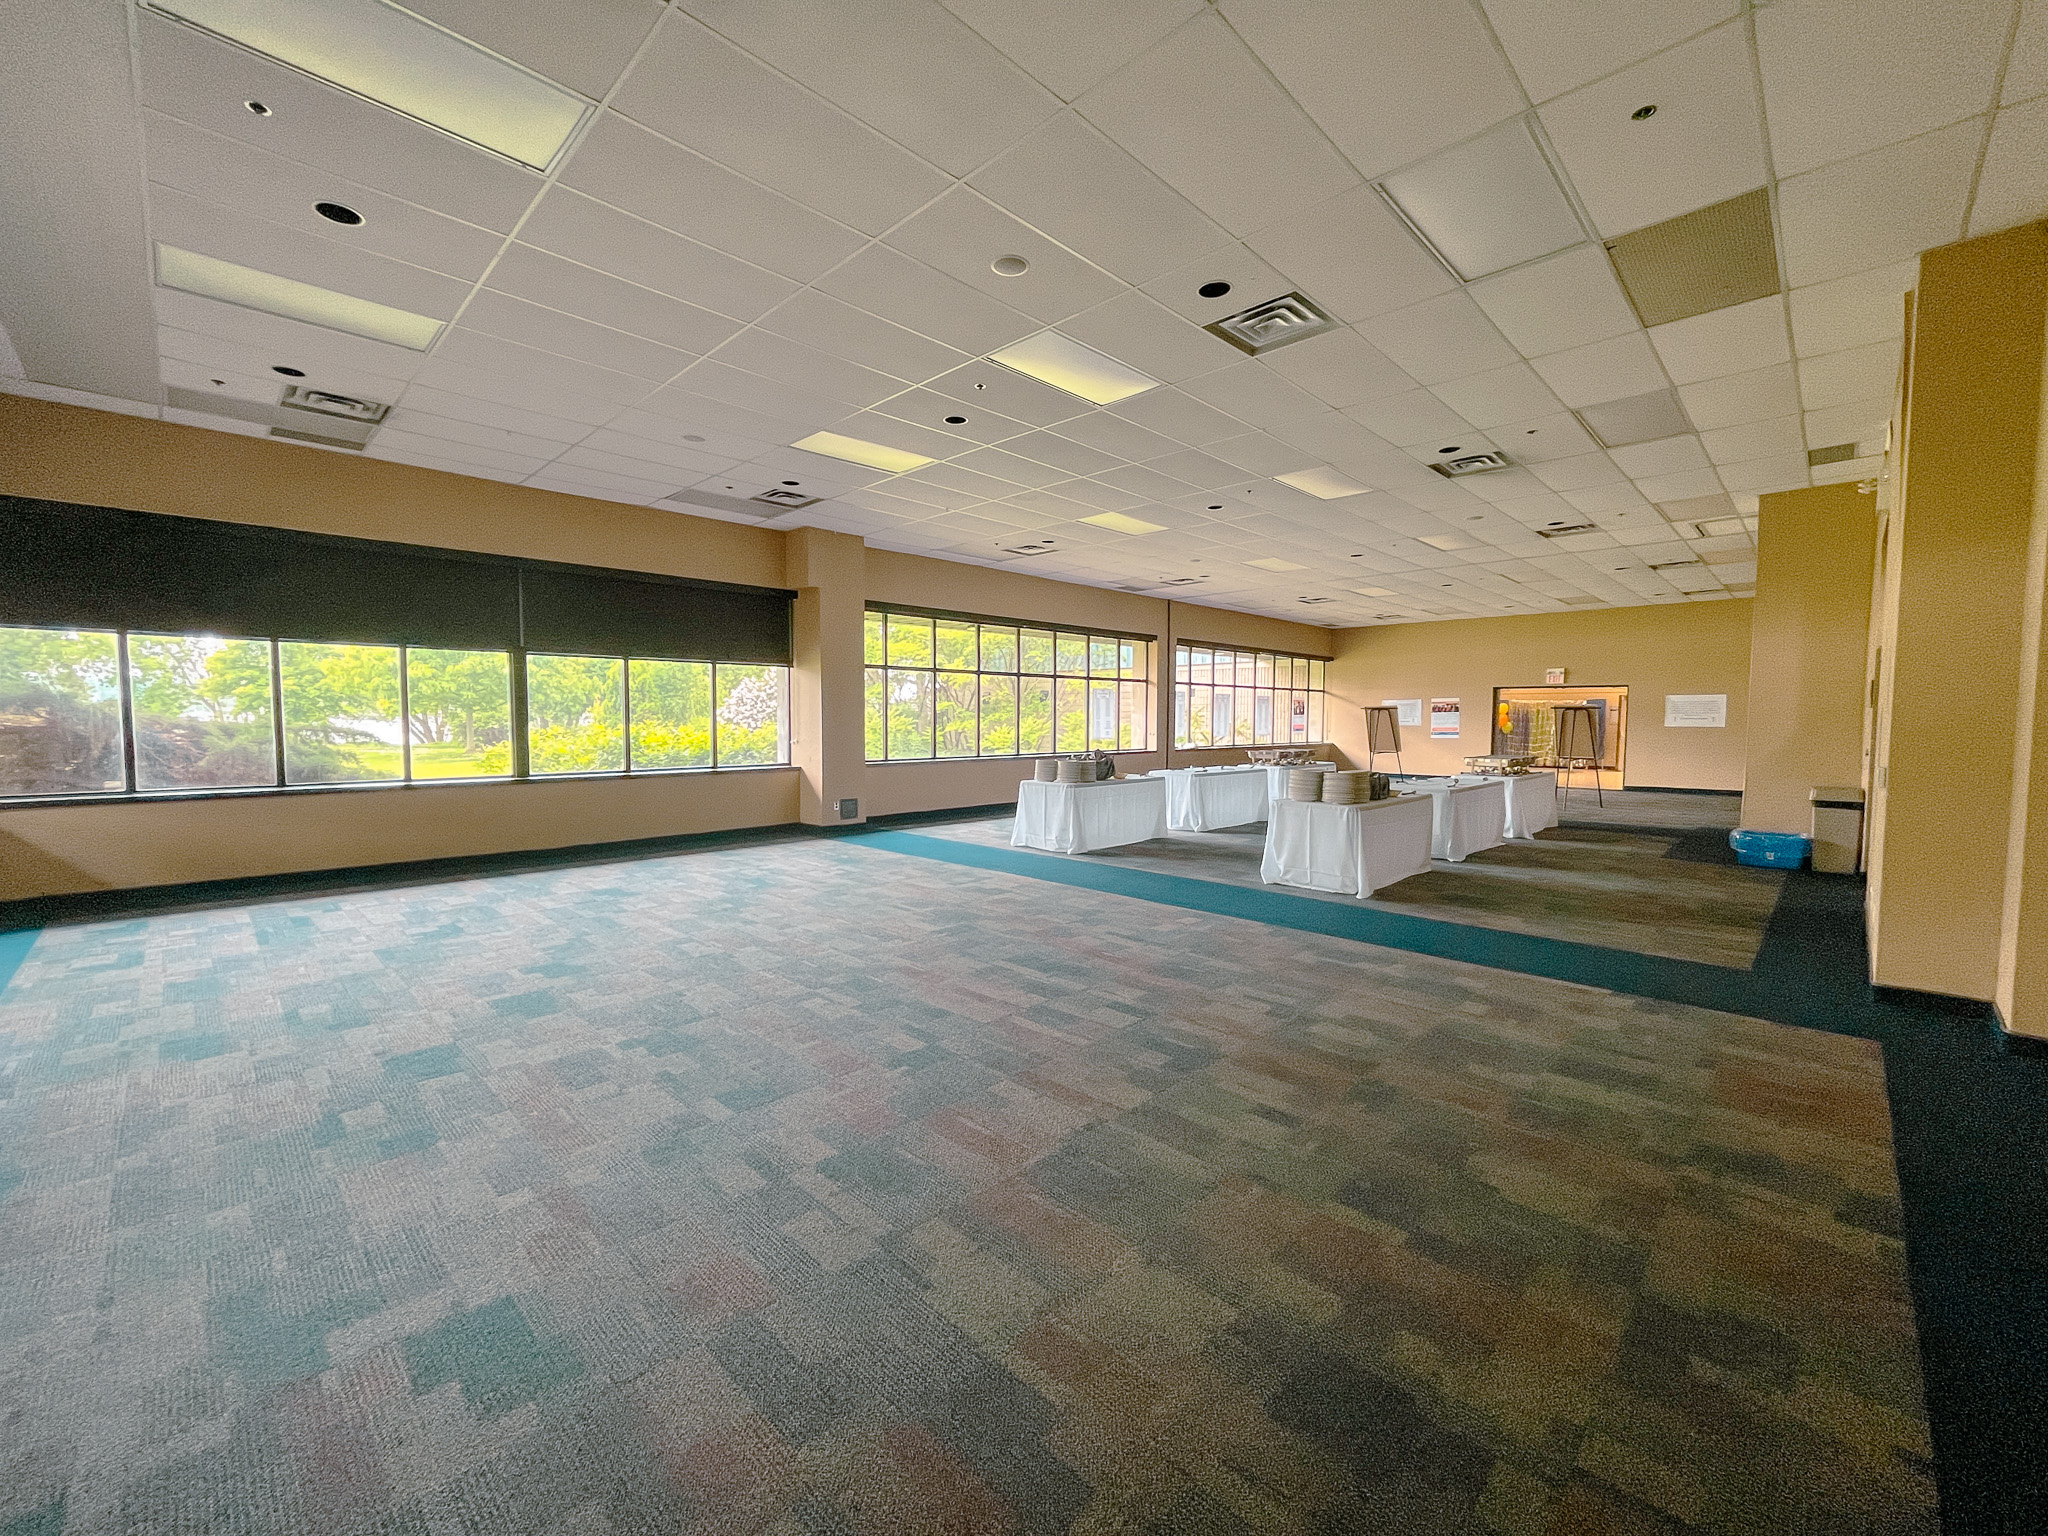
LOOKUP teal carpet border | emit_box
[0,928,36,1000]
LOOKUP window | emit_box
[0,620,789,802]
[865,608,1153,761]
[1173,643,1327,748]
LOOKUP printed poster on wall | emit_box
[1664,693,1728,728]
[1382,698,1423,727]
[1430,698,1461,738]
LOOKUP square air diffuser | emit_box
[1203,292,1339,355]
[1604,187,1781,327]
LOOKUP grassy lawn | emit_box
[347,742,501,780]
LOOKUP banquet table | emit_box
[1152,765,1272,831]
[1260,793,1434,898]
[1397,776,1508,861]
[1012,776,1168,854]
[1495,770,1559,840]
[1261,762,1338,802]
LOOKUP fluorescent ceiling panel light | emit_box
[987,331,1158,405]
[156,244,443,349]
[1274,466,1369,499]
[790,431,933,474]
[1352,586,1396,597]
[1245,557,1306,572]
[1696,516,1750,537]
[1416,533,1475,551]
[144,0,590,170]
[1079,511,1166,535]
[1378,118,1586,281]
[1576,387,1692,449]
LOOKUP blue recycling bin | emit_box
[1729,829,1812,869]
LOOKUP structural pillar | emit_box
[783,527,867,827]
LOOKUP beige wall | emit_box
[1324,601,1755,789]
[1740,482,1879,834]
[1866,221,2048,1002]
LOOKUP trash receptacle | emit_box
[1810,786,1865,874]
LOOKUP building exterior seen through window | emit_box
[864,609,1153,761]
[0,623,788,800]
[1173,643,1327,748]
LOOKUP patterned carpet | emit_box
[917,814,1781,969]
[0,838,1932,1534]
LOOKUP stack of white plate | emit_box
[1287,768,1326,801]
[1320,771,1372,804]
[1033,758,1059,781]
[1056,758,1095,784]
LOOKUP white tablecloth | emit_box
[1261,794,1433,898]
[1153,766,1272,830]
[1398,777,1508,861]
[1262,762,1338,802]
[1012,777,1167,853]
[1498,771,1558,840]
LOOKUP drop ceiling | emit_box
[1,0,2037,628]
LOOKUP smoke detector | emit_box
[278,385,390,424]
[1203,291,1339,356]
[1429,451,1509,478]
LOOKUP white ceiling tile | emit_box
[2007,1,2048,104]
[820,410,978,462]
[935,0,1203,102]
[1041,476,1150,511]
[1058,291,1238,383]
[1180,359,1328,431]
[517,189,796,324]
[559,114,864,283]
[871,387,1035,445]
[1715,451,1812,495]
[529,464,679,502]
[1610,434,1710,478]
[1380,117,1587,280]
[1077,13,1359,236]
[155,319,415,401]
[1757,0,2011,178]
[1226,0,1526,178]
[1803,399,1892,454]
[705,328,908,408]
[430,329,654,408]
[1480,0,1737,102]
[945,445,1066,489]
[683,0,1057,177]
[143,115,503,283]
[756,290,968,384]
[926,358,1098,427]
[623,383,817,447]
[1257,329,1414,410]
[1358,291,1520,386]
[364,441,531,481]
[135,12,543,232]
[1243,185,1458,323]
[572,429,738,477]
[368,427,553,477]
[155,287,435,383]
[1528,329,1668,405]
[814,245,1038,357]
[1786,261,1917,357]
[1530,450,1626,491]
[1561,481,1652,516]
[1466,246,1637,359]
[1778,119,1981,288]
[1001,429,1125,476]
[1205,431,1319,476]
[403,0,661,98]
[969,113,1227,284]
[1701,415,1804,465]
[1798,340,1903,413]
[1428,363,1564,429]
[1144,448,1248,491]
[885,188,1126,326]
[1648,296,1791,385]
[1969,96,2048,236]
[397,384,594,444]
[1493,412,1600,463]
[1537,22,1767,238]
[402,355,624,425]
[1138,245,1296,326]
[1106,386,1244,445]
[486,243,742,356]
[1677,361,1802,430]
[460,290,695,382]
[611,13,949,236]
[605,406,775,463]
[159,356,280,410]
[668,357,852,427]
[1344,388,1471,446]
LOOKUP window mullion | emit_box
[114,631,138,793]
[623,657,634,772]
[268,639,286,787]
[398,645,413,782]
[509,649,530,779]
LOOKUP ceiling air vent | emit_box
[750,487,819,509]
[1429,451,1509,478]
[279,384,390,424]
[1297,595,1334,605]
[1808,442,1859,466]
[1536,521,1599,538]
[996,538,1060,558]
[269,426,364,450]
[1152,575,1208,587]
[1203,291,1338,356]
[1605,187,1781,327]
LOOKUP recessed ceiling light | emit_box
[157,244,443,349]
[681,434,705,442]
[943,415,968,424]
[780,479,799,486]
[1377,117,1584,281]
[988,330,1158,405]
[314,201,364,226]
[144,0,592,171]
[1245,557,1306,572]
[1079,511,1166,535]
[1631,104,1658,121]
[244,99,271,115]
[1197,280,1232,299]
[789,430,934,474]
[991,255,1030,276]
[1275,466,1368,499]
[1206,504,1223,511]
[272,365,304,376]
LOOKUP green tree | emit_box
[405,649,509,753]
[0,626,122,794]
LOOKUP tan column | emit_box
[783,527,868,827]
[1866,220,2048,1000]
[1740,482,1878,835]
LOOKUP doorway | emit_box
[1493,685,1628,790]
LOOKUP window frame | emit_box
[0,620,793,807]
[1172,641,1331,750]
[864,604,1156,763]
